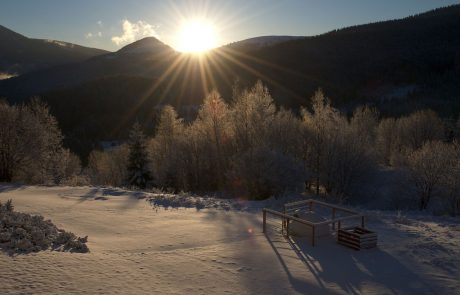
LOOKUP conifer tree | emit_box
[127,122,151,188]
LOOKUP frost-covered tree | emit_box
[231,81,275,152]
[149,105,184,190]
[195,91,231,188]
[0,101,20,182]
[127,122,151,189]
[405,141,452,210]
[376,118,399,165]
[376,109,445,167]
[0,98,79,184]
[302,89,341,195]
[269,108,304,158]
[350,106,379,147]
[302,92,377,200]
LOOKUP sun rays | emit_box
[175,19,218,53]
[112,0,319,133]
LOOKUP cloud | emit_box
[111,19,159,46]
[85,31,102,39]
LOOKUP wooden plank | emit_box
[337,240,360,250]
[284,199,359,216]
[315,215,363,226]
[339,229,377,239]
[263,208,315,227]
[338,232,360,240]
[338,235,376,248]
[338,236,376,247]
[337,227,378,250]
[340,229,377,239]
[309,200,360,215]
[339,233,377,242]
[284,200,311,207]
[338,237,360,246]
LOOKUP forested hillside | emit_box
[0,25,107,76]
[1,5,460,159]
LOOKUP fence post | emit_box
[361,216,365,228]
[332,208,336,230]
[263,209,266,233]
[283,205,286,235]
[286,218,290,237]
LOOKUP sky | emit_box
[1,0,459,52]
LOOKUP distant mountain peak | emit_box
[0,24,28,41]
[117,37,172,54]
[0,24,108,75]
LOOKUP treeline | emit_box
[86,82,460,214]
[0,98,81,184]
[2,83,460,214]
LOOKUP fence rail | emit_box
[263,199,365,247]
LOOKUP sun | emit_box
[176,19,218,53]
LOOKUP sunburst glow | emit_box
[176,19,218,53]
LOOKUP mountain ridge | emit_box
[1,4,460,157]
[0,24,109,76]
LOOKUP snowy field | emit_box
[1,185,459,294]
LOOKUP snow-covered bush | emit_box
[0,200,89,254]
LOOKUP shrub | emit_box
[0,200,89,254]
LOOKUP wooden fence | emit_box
[263,199,365,247]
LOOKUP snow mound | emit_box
[0,199,89,254]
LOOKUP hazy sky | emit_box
[1,0,459,51]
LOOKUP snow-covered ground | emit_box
[1,185,459,294]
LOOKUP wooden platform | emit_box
[337,226,377,250]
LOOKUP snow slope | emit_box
[0,185,459,294]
